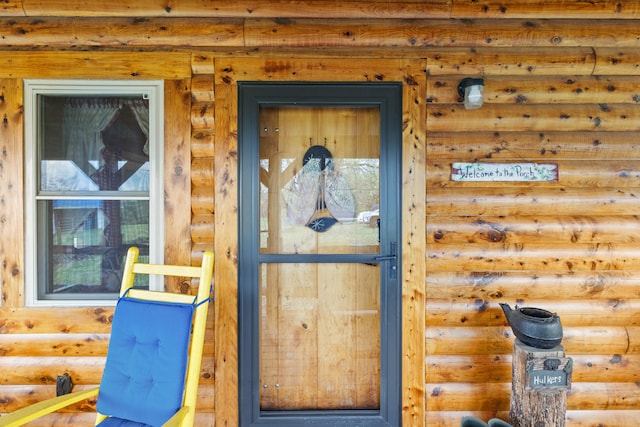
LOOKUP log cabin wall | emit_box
[425,54,640,424]
[0,1,640,426]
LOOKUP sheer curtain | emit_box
[63,99,121,177]
[128,99,150,155]
[63,98,150,176]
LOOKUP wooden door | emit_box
[239,83,402,427]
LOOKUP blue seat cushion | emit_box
[96,297,194,426]
[97,416,153,427]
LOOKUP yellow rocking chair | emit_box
[0,247,214,427]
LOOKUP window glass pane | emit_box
[39,199,149,295]
[257,105,382,411]
[40,97,149,193]
[259,106,380,255]
[259,262,381,410]
[34,92,153,301]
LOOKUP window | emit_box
[24,80,164,306]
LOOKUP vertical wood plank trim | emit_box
[213,57,426,426]
[213,66,240,425]
[402,64,427,426]
[164,79,193,291]
[0,79,24,307]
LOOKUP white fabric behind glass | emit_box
[62,100,121,177]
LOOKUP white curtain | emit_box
[62,98,150,176]
[63,99,121,176]
[128,98,150,155]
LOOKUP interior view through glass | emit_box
[258,105,382,411]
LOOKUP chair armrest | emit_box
[0,387,99,427]
[162,406,191,427]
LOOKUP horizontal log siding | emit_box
[7,0,640,19]
[0,3,640,426]
[0,54,215,425]
[0,307,215,415]
[426,61,640,425]
[4,18,640,49]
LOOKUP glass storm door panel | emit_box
[239,83,401,427]
[259,106,381,410]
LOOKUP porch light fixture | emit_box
[458,77,485,110]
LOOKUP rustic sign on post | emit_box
[526,356,572,390]
[510,339,572,427]
[451,162,558,182]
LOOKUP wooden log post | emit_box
[510,339,572,427]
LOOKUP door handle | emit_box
[374,242,397,279]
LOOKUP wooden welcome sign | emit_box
[451,162,558,182]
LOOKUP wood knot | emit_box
[180,281,191,294]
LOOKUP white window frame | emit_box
[24,79,165,307]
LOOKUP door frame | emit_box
[212,58,426,426]
[237,82,402,426]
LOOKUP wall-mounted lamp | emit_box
[457,77,485,110]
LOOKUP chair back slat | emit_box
[132,263,203,279]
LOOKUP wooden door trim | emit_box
[213,58,426,426]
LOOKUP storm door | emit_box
[238,83,402,427]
